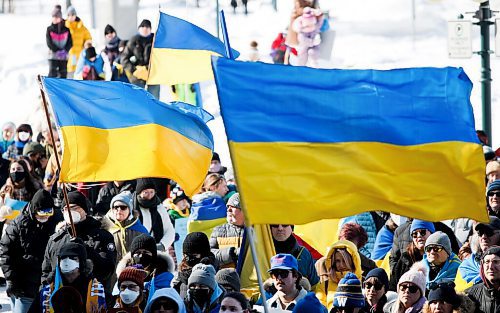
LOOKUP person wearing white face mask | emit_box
[41,191,116,297]
[3,124,33,161]
[33,242,107,313]
[0,190,56,313]
[114,266,145,310]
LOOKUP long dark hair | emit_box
[223,292,249,310]
[11,160,39,194]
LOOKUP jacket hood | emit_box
[116,251,175,277]
[144,288,187,313]
[325,240,363,279]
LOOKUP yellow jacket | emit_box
[66,18,92,72]
[315,240,363,310]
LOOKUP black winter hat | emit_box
[104,24,116,35]
[17,124,33,136]
[428,283,460,308]
[85,47,97,60]
[62,191,89,213]
[212,152,221,162]
[365,268,389,292]
[130,233,157,259]
[31,189,54,212]
[136,178,156,194]
[138,19,151,29]
[183,232,211,256]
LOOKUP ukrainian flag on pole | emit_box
[147,12,239,85]
[212,58,488,224]
[41,78,214,196]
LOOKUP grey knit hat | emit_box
[188,263,217,291]
[66,5,76,16]
[425,231,452,255]
[215,268,241,292]
[227,193,241,209]
[110,191,133,210]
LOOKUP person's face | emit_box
[227,205,245,226]
[105,32,116,41]
[67,14,76,22]
[333,251,352,272]
[425,245,448,266]
[52,16,62,24]
[151,297,177,313]
[210,178,229,196]
[477,226,500,252]
[411,229,430,251]
[271,224,293,242]
[176,199,190,211]
[429,300,454,313]
[271,269,297,295]
[482,254,500,283]
[61,256,80,283]
[2,127,13,141]
[220,297,246,313]
[140,188,156,200]
[139,26,152,37]
[10,162,24,174]
[64,204,87,221]
[488,172,500,185]
[398,283,421,309]
[363,277,385,306]
[119,279,141,292]
[112,200,130,222]
[488,190,500,210]
[42,129,59,145]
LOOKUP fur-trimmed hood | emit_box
[421,293,475,313]
[116,250,175,278]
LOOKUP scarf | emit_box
[136,195,164,243]
[274,234,298,254]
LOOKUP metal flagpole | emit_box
[37,75,77,238]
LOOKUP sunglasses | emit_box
[36,207,54,217]
[399,284,419,294]
[364,281,384,291]
[411,229,427,238]
[113,205,129,211]
[270,269,291,279]
[270,224,291,228]
[477,228,495,237]
[488,191,500,197]
[425,245,444,253]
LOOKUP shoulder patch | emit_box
[107,242,115,252]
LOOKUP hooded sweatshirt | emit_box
[144,288,187,313]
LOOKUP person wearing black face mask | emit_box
[0,160,42,202]
[186,264,225,313]
[172,232,218,299]
[116,233,175,309]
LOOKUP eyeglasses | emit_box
[364,281,384,291]
[151,299,177,311]
[270,224,291,228]
[425,245,444,253]
[119,283,139,291]
[270,269,291,279]
[488,191,500,197]
[399,284,419,294]
[113,205,129,211]
[411,229,427,238]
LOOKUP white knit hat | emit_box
[397,261,428,295]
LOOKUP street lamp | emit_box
[473,0,493,144]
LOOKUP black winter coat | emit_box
[0,204,56,298]
[466,282,500,313]
[46,21,72,60]
[120,33,153,84]
[389,251,422,291]
[41,216,116,286]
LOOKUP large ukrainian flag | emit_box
[147,12,239,85]
[41,77,214,196]
[212,58,488,224]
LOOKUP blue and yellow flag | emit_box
[147,12,239,85]
[212,58,488,224]
[41,78,214,196]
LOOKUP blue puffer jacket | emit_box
[341,213,376,258]
[372,225,394,260]
[458,253,481,285]
[422,252,461,290]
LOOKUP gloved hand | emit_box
[132,65,149,81]
[6,281,22,297]
[229,247,239,263]
[55,50,68,60]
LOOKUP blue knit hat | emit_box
[333,272,365,309]
[293,292,326,313]
[410,219,435,235]
[487,179,500,194]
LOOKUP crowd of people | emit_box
[0,1,492,313]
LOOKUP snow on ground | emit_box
[0,0,499,308]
